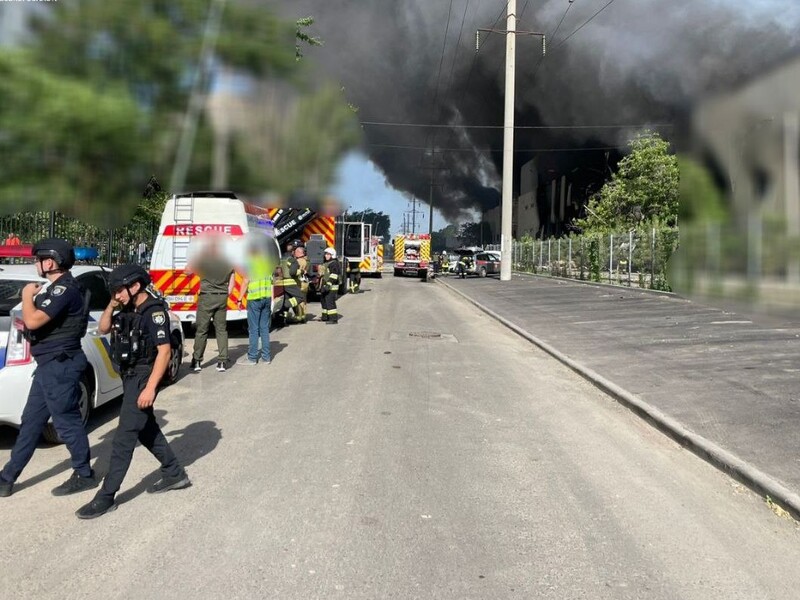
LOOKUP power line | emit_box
[459,0,512,93]
[362,121,673,130]
[549,0,575,43]
[369,143,626,153]
[551,0,616,52]
[445,0,473,113]
[430,0,457,125]
[532,0,576,76]
[421,0,457,168]
[430,0,473,166]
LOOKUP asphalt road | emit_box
[1,274,799,599]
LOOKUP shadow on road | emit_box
[4,407,222,504]
[225,340,288,365]
[113,415,222,506]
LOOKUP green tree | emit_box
[0,1,331,225]
[29,1,298,116]
[578,132,679,233]
[347,209,391,240]
[676,155,727,224]
[0,52,144,225]
[432,224,458,252]
[458,222,491,246]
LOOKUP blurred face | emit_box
[294,247,304,258]
[324,252,332,261]
[113,281,141,305]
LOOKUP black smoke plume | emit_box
[276,0,800,220]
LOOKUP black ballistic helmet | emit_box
[109,264,151,292]
[32,238,75,270]
[292,239,305,249]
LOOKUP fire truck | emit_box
[393,233,431,278]
[360,232,384,277]
[335,222,383,279]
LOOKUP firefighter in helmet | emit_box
[294,240,310,322]
[279,239,305,324]
[319,247,341,324]
[457,254,473,279]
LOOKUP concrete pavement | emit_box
[438,272,800,519]
[1,276,800,599]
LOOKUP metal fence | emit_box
[666,217,800,307]
[487,227,680,291]
[0,211,158,267]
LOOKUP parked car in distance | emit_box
[474,252,501,277]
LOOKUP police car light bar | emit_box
[0,245,99,260]
[0,244,33,258]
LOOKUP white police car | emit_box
[0,260,184,444]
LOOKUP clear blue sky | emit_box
[331,152,451,236]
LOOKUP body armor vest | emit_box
[110,296,168,370]
[26,276,90,346]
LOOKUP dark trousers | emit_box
[193,292,229,362]
[349,271,361,292]
[98,371,183,500]
[321,290,338,319]
[282,285,302,319]
[1,353,91,482]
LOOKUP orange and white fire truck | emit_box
[149,191,337,323]
[393,233,431,278]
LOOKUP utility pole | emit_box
[405,193,424,234]
[421,166,450,237]
[478,3,545,281]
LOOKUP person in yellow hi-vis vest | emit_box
[237,241,277,365]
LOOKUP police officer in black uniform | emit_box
[0,239,97,498]
[76,265,189,519]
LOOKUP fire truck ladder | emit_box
[171,194,195,270]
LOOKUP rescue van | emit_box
[393,233,431,278]
[149,191,279,323]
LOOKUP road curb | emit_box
[437,278,800,522]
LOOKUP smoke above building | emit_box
[276,0,800,220]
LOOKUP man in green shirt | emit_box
[188,238,235,372]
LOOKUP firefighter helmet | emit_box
[323,247,337,259]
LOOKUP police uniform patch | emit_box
[157,330,167,339]
[152,311,166,325]
[41,299,52,308]
[52,285,66,296]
